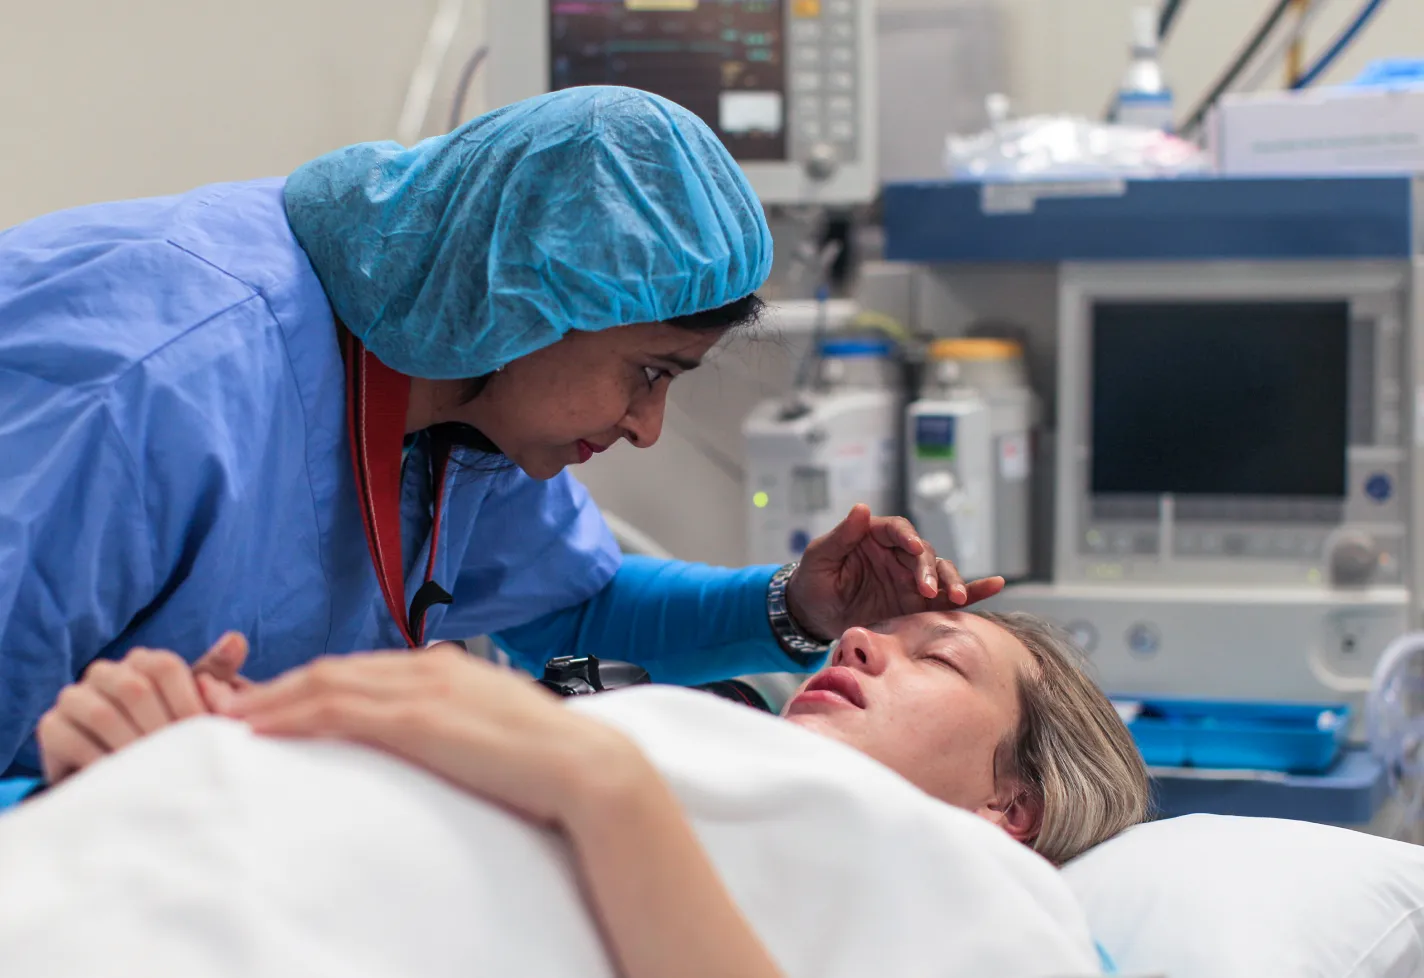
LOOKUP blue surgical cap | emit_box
[284,86,774,379]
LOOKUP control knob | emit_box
[1328,532,1379,588]
[804,143,839,182]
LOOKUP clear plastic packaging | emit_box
[945,114,1209,182]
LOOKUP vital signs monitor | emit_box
[485,0,878,204]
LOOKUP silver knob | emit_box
[1329,532,1379,587]
[805,143,839,182]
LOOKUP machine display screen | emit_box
[1091,301,1350,498]
[549,0,787,161]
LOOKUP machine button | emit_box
[827,95,854,117]
[803,142,839,180]
[1198,532,1221,555]
[791,21,822,41]
[799,118,824,141]
[829,21,855,41]
[1084,529,1107,553]
[1126,623,1161,657]
[1222,533,1247,556]
[1174,532,1196,555]
[1365,472,1393,503]
[1329,532,1379,587]
[793,0,823,15]
[793,45,821,67]
[828,119,855,141]
[828,71,855,91]
[789,530,811,555]
[1067,621,1098,653]
[827,0,855,15]
[793,71,821,92]
[1379,410,1400,442]
[828,46,855,67]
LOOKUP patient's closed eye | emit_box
[922,624,984,675]
[925,651,964,674]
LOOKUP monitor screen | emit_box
[1091,301,1350,498]
[549,0,786,162]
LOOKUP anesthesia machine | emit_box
[881,175,1424,719]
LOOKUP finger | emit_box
[867,516,927,557]
[37,713,105,784]
[882,544,937,598]
[936,558,970,606]
[243,691,409,745]
[866,517,928,559]
[231,654,418,716]
[197,673,240,715]
[193,632,250,683]
[964,576,1006,604]
[84,661,168,733]
[54,684,143,753]
[869,518,939,596]
[128,648,205,720]
[810,504,872,561]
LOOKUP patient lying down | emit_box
[1,612,1149,978]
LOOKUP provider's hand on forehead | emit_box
[785,505,1005,642]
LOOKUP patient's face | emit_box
[782,612,1031,828]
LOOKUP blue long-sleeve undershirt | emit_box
[493,556,828,686]
[0,558,830,812]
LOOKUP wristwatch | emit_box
[767,562,834,666]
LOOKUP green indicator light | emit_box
[753,491,770,509]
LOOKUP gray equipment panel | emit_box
[1055,261,1410,590]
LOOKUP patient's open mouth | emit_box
[789,667,866,711]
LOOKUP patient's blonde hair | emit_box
[977,611,1152,865]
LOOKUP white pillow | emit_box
[1062,814,1424,978]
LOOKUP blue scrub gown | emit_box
[0,179,801,780]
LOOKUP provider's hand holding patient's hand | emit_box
[36,633,251,784]
[787,504,1005,642]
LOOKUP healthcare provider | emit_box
[0,86,1000,787]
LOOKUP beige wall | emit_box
[0,0,490,228]
[4,0,1419,228]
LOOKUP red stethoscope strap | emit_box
[340,326,452,648]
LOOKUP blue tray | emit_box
[1111,697,1352,774]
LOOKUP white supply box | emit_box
[1211,85,1424,176]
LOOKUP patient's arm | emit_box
[565,748,784,978]
[226,646,786,978]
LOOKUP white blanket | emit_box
[0,687,1101,977]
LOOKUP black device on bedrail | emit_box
[538,655,773,713]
